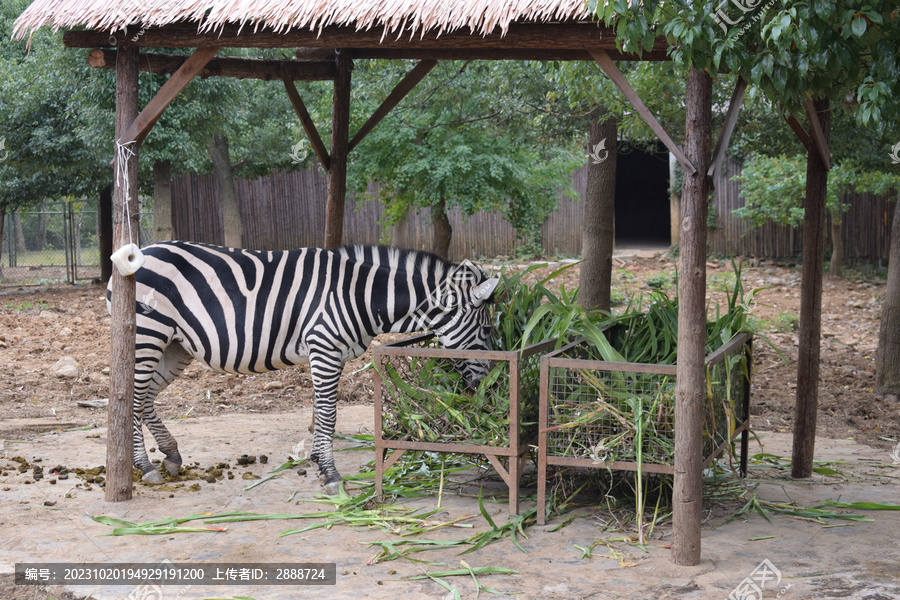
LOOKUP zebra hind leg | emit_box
[136,343,193,483]
[308,355,343,495]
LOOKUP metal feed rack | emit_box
[536,332,752,525]
[373,333,556,514]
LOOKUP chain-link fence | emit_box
[1,199,153,286]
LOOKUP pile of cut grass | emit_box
[380,262,576,447]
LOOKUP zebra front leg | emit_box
[308,354,344,495]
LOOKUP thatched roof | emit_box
[14,0,599,40]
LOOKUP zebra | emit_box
[106,241,499,495]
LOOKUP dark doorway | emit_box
[615,144,671,245]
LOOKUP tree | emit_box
[512,58,692,309]
[349,60,578,259]
[878,198,900,396]
[207,132,243,247]
[595,0,900,482]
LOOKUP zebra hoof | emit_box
[323,481,341,496]
[163,460,181,477]
[141,470,165,484]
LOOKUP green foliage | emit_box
[645,272,673,290]
[349,60,580,248]
[734,153,899,228]
[590,0,900,130]
[771,311,800,333]
[0,0,114,210]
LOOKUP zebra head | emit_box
[426,261,500,389]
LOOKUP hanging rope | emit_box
[115,138,137,246]
[111,138,145,276]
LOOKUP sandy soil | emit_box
[0,248,898,599]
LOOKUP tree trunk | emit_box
[792,97,831,479]
[673,66,712,567]
[13,211,25,254]
[876,198,900,396]
[432,197,452,260]
[391,207,409,248]
[153,159,173,243]
[579,109,617,314]
[207,132,243,248]
[99,185,113,283]
[829,210,844,277]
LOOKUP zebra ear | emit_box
[471,277,499,307]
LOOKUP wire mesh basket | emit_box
[536,331,752,524]
[373,333,555,514]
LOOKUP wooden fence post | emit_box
[673,66,712,565]
[107,46,140,502]
[325,49,352,248]
[99,185,113,283]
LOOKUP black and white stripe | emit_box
[107,241,499,493]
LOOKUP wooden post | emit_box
[791,98,830,479]
[106,46,140,502]
[324,49,352,248]
[673,66,712,566]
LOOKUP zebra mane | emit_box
[338,245,486,283]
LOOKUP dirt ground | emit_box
[1,247,899,599]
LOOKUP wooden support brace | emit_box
[590,49,697,175]
[283,78,331,170]
[348,59,437,152]
[804,99,832,170]
[382,448,407,472]
[707,77,748,178]
[120,45,218,147]
[784,113,811,152]
[484,454,512,487]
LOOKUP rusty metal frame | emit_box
[536,332,753,525]
[374,333,557,515]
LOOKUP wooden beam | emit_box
[325,50,352,248]
[349,59,436,152]
[283,78,331,170]
[107,46,140,503]
[590,49,697,175]
[65,22,669,52]
[89,48,335,81]
[784,113,811,152]
[352,48,671,61]
[707,77,747,178]
[295,47,341,61]
[673,65,712,566]
[120,45,218,147]
[804,98,832,170]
